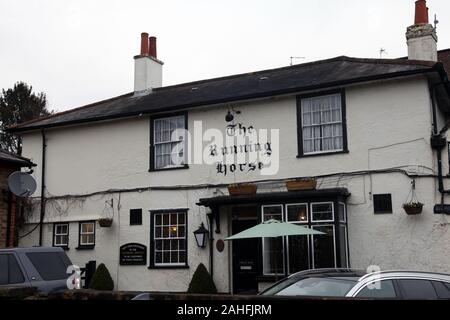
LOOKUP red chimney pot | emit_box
[140,32,149,56]
[414,0,429,24]
[149,36,157,58]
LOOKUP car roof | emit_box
[0,246,64,253]
[289,268,367,279]
[359,270,450,282]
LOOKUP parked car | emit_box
[259,268,450,299]
[0,247,73,293]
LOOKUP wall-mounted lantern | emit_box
[193,223,209,248]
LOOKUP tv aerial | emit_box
[8,171,37,197]
[290,56,306,66]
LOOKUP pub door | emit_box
[232,208,259,294]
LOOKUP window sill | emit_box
[76,245,95,250]
[297,150,349,158]
[148,265,189,270]
[149,164,189,172]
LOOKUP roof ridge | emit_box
[154,56,350,91]
[154,55,435,91]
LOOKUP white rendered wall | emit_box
[19,75,450,291]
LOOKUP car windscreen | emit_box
[26,252,70,281]
[261,276,358,297]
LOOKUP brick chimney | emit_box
[134,33,163,94]
[406,0,438,61]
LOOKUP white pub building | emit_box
[10,1,450,293]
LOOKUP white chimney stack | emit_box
[134,33,163,94]
[406,0,438,61]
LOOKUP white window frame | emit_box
[53,223,69,247]
[79,222,95,246]
[153,212,187,267]
[261,205,285,276]
[285,203,310,274]
[153,115,186,170]
[310,202,335,223]
[311,224,337,269]
[339,225,349,268]
[338,202,347,223]
[301,93,344,155]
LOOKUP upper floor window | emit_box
[297,91,347,156]
[151,113,187,171]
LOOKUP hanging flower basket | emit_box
[228,183,257,196]
[286,178,317,191]
[98,218,113,227]
[403,202,424,215]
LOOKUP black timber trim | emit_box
[197,188,350,207]
[296,89,349,158]
[8,66,444,133]
[148,208,190,269]
[149,111,189,172]
[76,220,96,250]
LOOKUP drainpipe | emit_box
[206,212,214,277]
[429,84,450,197]
[38,130,46,246]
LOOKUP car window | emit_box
[356,280,397,298]
[26,252,69,281]
[0,254,25,285]
[265,277,357,297]
[431,281,450,299]
[8,255,25,284]
[0,254,8,285]
[398,279,438,299]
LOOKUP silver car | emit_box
[259,268,450,299]
[0,247,73,293]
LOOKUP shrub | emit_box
[187,263,217,294]
[89,263,114,291]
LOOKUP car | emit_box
[259,268,450,299]
[0,246,74,293]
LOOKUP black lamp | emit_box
[225,110,234,122]
[193,223,209,248]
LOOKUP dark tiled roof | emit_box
[8,56,441,133]
[0,149,34,167]
[438,49,450,74]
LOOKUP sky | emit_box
[1,0,450,112]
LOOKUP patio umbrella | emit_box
[225,219,324,281]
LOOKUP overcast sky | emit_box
[1,0,450,112]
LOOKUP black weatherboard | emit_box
[373,194,393,214]
[130,209,142,225]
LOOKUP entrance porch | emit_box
[198,188,350,294]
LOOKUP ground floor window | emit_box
[53,223,69,248]
[78,221,95,249]
[150,209,188,268]
[262,201,348,276]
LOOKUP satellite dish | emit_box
[8,171,37,197]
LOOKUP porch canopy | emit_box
[197,188,350,233]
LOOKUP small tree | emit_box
[89,263,114,291]
[0,82,53,154]
[187,263,217,294]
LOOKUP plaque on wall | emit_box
[119,243,147,265]
[216,239,225,252]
